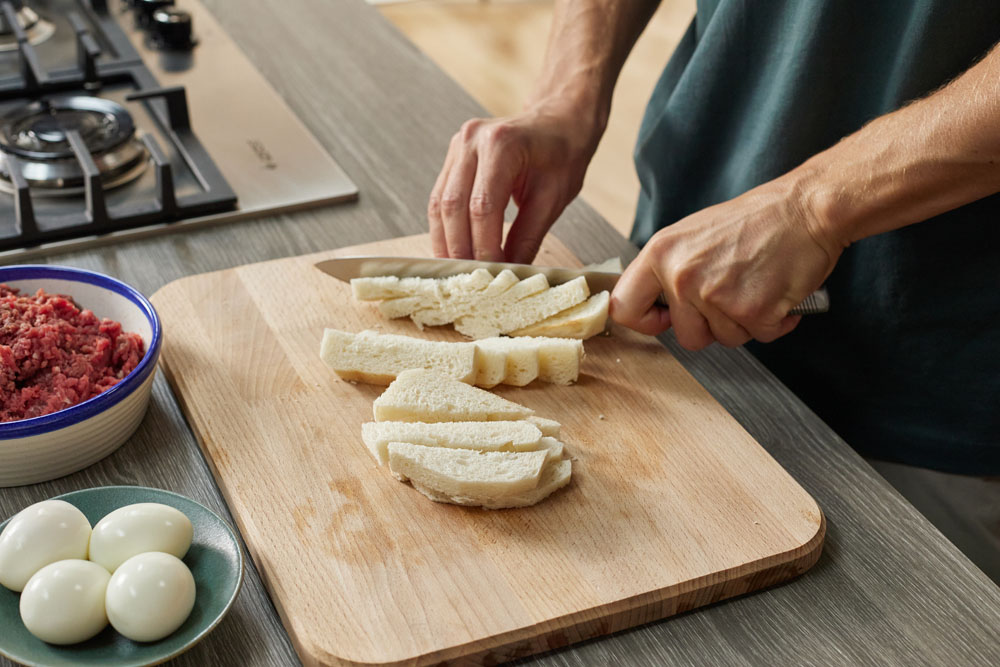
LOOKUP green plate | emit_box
[0,486,244,667]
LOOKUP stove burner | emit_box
[0,7,55,52]
[0,97,150,196]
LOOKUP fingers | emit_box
[428,146,455,258]
[610,256,673,337]
[696,301,753,348]
[752,313,801,343]
[468,126,522,262]
[504,179,563,264]
[669,300,720,350]
[504,199,549,264]
[439,145,478,259]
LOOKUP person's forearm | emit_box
[793,42,1000,252]
[527,0,661,141]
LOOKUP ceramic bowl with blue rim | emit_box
[0,265,162,487]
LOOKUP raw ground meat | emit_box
[0,284,145,423]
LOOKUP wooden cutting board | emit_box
[151,233,824,667]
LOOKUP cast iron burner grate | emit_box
[0,0,236,252]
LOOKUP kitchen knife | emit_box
[314,256,830,315]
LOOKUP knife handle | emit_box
[655,288,830,316]
[788,288,830,316]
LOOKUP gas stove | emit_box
[0,0,357,258]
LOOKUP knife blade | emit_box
[314,255,829,315]
[315,255,624,294]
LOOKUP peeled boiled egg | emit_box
[0,499,92,592]
[89,503,193,573]
[19,559,111,644]
[105,551,196,642]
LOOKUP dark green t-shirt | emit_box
[633,0,1000,474]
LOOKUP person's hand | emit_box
[610,178,843,349]
[428,103,600,263]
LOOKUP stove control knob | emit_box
[136,0,173,26]
[150,8,196,50]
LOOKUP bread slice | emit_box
[409,458,572,509]
[525,416,561,438]
[476,336,583,385]
[373,369,534,422]
[378,295,426,320]
[387,442,547,497]
[361,420,543,465]
[456,276,590,339]
[320,329,476,384]
[351,269,492,301]
[363,269,494,321]
[475,337,540,387]
[448,273,549,339]
[411,270,520,329]
[472,343,508,388]
[511,291,610,339]
[536,436,565,463]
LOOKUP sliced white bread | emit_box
[320,329,476,384]
[511,291,610,340]
[373,368,534,422]
[351,269,492,301]
[450,273,550,339]
[409,458,572,509]
[536,436,565,463]
[476,337,540,387]
[387,441,547,498]
[411,270,520,329]
[473,343,510,388]
[369,269,495,321]
[476,336,583,385]
[535,337,584,385]
[525,415,561,438]
[378,295,426,320]
[361,420,543,465]
[456,276,590,339]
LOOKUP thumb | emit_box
[504,184,562,264]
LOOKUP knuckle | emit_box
[482,122,514,149]
[459,118,483,142]
[675,330,711,351]
[752,329,780,344]
[645,231,672,255]
[673,318,714,351]
[469,192,498,221]
[715,326,751,348]
[439,192,464,216]
[672,266,697,296]
[427,193,442,218]
[728,301,764,325]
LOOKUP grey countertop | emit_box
[2,1,999,665]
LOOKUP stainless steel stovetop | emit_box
[0,0,357,259]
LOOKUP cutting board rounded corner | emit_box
[772,500,826,584]
[150,272,210,307]
[790,502,827,575]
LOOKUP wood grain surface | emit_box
[1,0,999,665]
[151,233,824,666]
